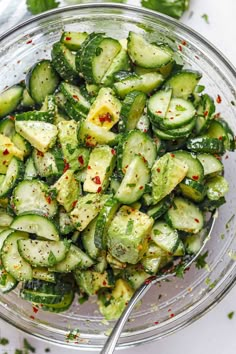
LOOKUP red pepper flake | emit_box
[87,165,91,170]
[73,95,79,101]
[9,115,15,121]
[99,112,112,123]
[156,110,162,114]
[111,148,116,155]
[17,60,21,64]
[32,306,39,314]
[26,39,32,44]
[97,186,102,193]
[194,218,199,223]
[157,168,161,173]
[65,36,72,41]
[37,150,44,157]
[154,321,159,325]
[78,155,84,165]
[139,186,144,190]
[216,95,222,104]
[204,111,208,117]
[218,136,223,140]
[170,153,175,158]
[143,129,148,133]
[181,40,187,46]
[92,176,101,185]
[169,313,175,318]
[170,117,174,120]
[178,45,183,52]
[195,55,200,60]
[168,309,172,312]
[72,200,78,208]
[102,281,107,286]
[46,196,52,204]
[214,112,221,119]
[3,149,9,155]
[63,160,70,173]
[225,155,229,159]
[192,175,199,180]
[30,315,35,320]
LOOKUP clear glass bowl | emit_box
[0,3,236,350]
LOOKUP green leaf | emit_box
[201,13,209,24]
[0,338,9,345]
[195,250,208,269]
[23,338,35,353]
[228,311,234,319]
[175,263,185,278]
[48,251,57,266]
[141,0,189,19]
[26,0,60,15]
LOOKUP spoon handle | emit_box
[100,281,151,354]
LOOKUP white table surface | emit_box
[0,0,236,353]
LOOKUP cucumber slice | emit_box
[81,217,100,259]
[151,221,179,254]
[20,288,63,305]
[184,234,203,255]
[58,207,75,235]
[197,153,223,177]
[24,157,38,180]
[195,94,215,134]
[1,231,33,281]
[119,91,147,131]
[101,48,130,86]
[0,229,13,250]
[141,256,162,274]
[118,130,157,172]
[147,89,172,125]
[0,157,24,198]
[32,149,63,178]
[147,195,172,220]
[12,180,58,217]
[60,82,90,115]
[94,197,120,250]
[0,85,23,118]
[15,110,54,124]
[50,244,94,272]
[173,150,204,182]
[187,137,225,154]
[164,70,202,99]
[51,42,78,82]
[21,88,35,108]
[41,291,74,312]
[78,121,117,147]
[206,175,229,200]
[18,239,70,267]
[12,133,32,157]
[166,197,204,233]
[179,178,206,202]
[136,113,150,133]
[15,120,58,153]
[123,266,150,290]
[114,72,164,99]
[0,264,18,293]
[127,32,173,69]
[0,209,13,228]
[204,119,235,151]
[26,60,60,104]
[153,119,195,139]
[161,98,195,129]
[0,117,15,138]
[11,214,59,241]
[32,267,56,283]
[199,196,226,212]
[61,31,88,51]
[115,155,150,204]
[74,270,113,296]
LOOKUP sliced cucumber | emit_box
[1,231,33,281]
[153,119,195,139]
[115,155,150,204]
[11,214,59,241]
[61,31,88,51]
[127,32,173,69]
[114,72,164,99]
[0,157,24,198]
[51,42,78,82]
[0,229,13,250]
[78,120,117,147]
[20,287,62,305]
[147,195,172,220]
[147,89,172,125]
[151,221,179,254]
[164,70,202,99]
[206,175,229,200]
[32,149,63,178]
[119,91,147,131]
[94,197,120,250]
[26,60,60,104]
[58,207,75,235]
[50,244,94,272]
[101,48,130,86]
[18,239,70,267]
[21,88,35,108]
[204,119,235,151]
[15,120,58,153]
[32,267,56,283]
[118,130,157,172]
[197,153,223,177]
[15,110,54,124]
[24,157,38,180]
[161,98,196,129]
[136,113,150,133]
[166,197,204,233]
[12,180,58,217]
[0,85,23,118]
[81,217,100,259]
[60,82,90,115]
[12,133,32,157]
[173,150,204,182]
[41,291,74,312]
[179,178,206,202]
[187,137,225,154]
[0,264,18,293]
[0,117,15,137]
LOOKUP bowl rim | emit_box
[0,3,236,350]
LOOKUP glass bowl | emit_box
[0,3,236,351]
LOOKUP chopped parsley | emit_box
[45,349,51,353]
[175,263,185,278]
[175,104,186,112]
[0,338,9,345]
[48,251,57,266]
[195,250,209,269]
[126,220,134,235]
[201,13,209,24]
[228,311,234,319]
[23,338,36,353]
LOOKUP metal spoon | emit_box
[101,212,216,354]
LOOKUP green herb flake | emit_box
[175,104,186,112]
[66,328,80,342]
[226,214,235,230]
[78,293,89,304]
[195,250,209,269]
[126,183,136,188]
[48,251,57,266]
[126,219,134,235]
[0,338,9,346]
[66,144,76,155]
[26,0,59,15]
[15,350,23,354]
[228,311,234,319]
[24,338,35,353]
[201,13,209,24]
[175,263,185,278]
[45,348,51,353]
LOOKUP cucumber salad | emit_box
[0,30,234,320]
